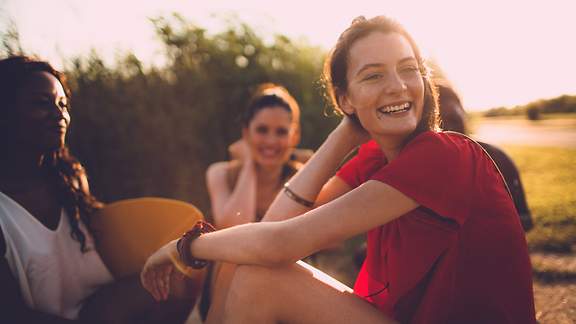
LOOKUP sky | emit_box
[1,0,575,111]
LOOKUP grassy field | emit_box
[501,145,576,252]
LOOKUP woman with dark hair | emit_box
[206,83,303,229]
[436,82,533,231]
[0,56,192,323]
[201,83,304,318]
[142,16,535,323]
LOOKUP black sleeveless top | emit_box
[225,160,301,222]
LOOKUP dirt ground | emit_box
[531,252,576,324]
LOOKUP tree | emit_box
[65,15,334,215]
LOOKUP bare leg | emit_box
[218,261,397,324]
[206,262,238,324]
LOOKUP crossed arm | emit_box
[141,118,419,299]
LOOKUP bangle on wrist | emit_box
[283,182,314,208]
[169,250,195,277]
[176,220,216,269]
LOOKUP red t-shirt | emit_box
[337,131,535,324]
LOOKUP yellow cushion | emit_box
[92,197,205,279]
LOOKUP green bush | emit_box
[60,15,337,216]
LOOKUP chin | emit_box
[255,156,286,168]
[40,138,66,152]
[374,124,417,138]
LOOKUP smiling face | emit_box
[341,31,425,142]
[12,71,71,152]
[243,106,297,168]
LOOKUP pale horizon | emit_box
[1,0,575,111]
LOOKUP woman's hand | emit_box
[140,241,177,302]
[228,139,252,162]
[334,115,371,148]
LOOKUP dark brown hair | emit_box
[242,83,300,128]
[435,80,468,134]
[0,55,102,252]
[322,16,440,139]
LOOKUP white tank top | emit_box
[0,191,113,319]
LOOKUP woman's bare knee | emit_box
[222,265,285,323]
[227,265,278,303]
[222,263,392,324]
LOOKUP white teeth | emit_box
[260,148,279,157]
[379,102,410,113]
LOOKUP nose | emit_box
[48,101,65,117]
[48,101,70,125]
[263,133,278,145]
[384,72,408,94]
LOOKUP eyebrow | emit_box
[355,57,418,76]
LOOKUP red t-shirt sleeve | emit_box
[337,140,386,188]
[337,154,363,188]
[369,131,481,226]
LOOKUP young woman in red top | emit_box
[142,16,535,323]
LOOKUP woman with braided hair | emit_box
[0,56,193,323]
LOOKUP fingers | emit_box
[160,265,173,301]
[140,264,171,302]
[152,265,163,301]
[140,243,178,302]
[140,264,160,301]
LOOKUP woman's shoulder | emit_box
[389,130,490,173]
[207,161,238,176]
[407,130,481,155]
[412,130,469,143]
[206,160,241,191]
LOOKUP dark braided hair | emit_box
[0,55,102,252]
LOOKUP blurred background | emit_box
[1,0,575,322]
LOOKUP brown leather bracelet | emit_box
[176,220,216,269]
[283,182,314,208]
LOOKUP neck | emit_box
[0,147,47,181]
[255,163,284,185]
[373,135,406,162]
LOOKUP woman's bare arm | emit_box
[140,117,414,298]
[262,118,367,222]
[206,159,257,228]
[191,180,418,266]
[142,180,418,299]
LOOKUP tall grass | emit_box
[502,145,576,251]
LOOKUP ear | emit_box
[242,127,249,140]
[338,93,356,116]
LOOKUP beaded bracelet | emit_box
[283,182,314,208]
[176,220,216,269]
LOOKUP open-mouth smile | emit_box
[377,102,412,117]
